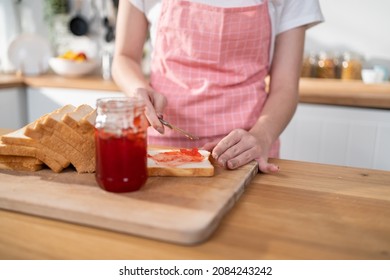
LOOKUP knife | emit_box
[158,117,199,140]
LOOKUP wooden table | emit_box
[1,136,389,259]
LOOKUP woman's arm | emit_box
[112,0,149,92]
[112,0,165,133]
[207,26,306,173]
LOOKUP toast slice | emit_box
[1,129,68,173]
[62,104,94,131]
[147,149,214,177]
[0,154,43,165]
[0,161,43,172]
[0,141,36,158]
[24,105,95,173]
[78,109,96,133]
[62,105,96,167]
[0,153,44,172]
[0,104,97,174]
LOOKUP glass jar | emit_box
[301,53,312,78]
[341,52,363,80]
[95,97,148,193]
[101,50,113,80]
[301,52,318,78]
[317,51,336,79]
[332,52,342,79]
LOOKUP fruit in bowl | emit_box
[49,51,98,77]
[58,50,88,61]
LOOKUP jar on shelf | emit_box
[95,97,148,193]
[341,52,363,80]
[332,52,343,79]
[301,52,318,78]
[316,51,336,79]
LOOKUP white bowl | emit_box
[361,69,384,84]
[49,57,98,77]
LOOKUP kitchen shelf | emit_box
[299,78,390,109]
[1,74,390,109]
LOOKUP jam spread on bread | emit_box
[147,148,204,167]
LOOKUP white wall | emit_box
[2,0,390,68]
[306,0,390,68]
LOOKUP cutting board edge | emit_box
[0,198,219,245]
[148,166,214,177]
[0,161,260,245]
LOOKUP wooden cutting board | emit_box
[0,159,258,245]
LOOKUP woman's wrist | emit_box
[249,122,276,150]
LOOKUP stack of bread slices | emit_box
[0,104,96,173]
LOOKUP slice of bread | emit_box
[147,149,214,177]
[0,104,97,174]
[2,126,70,168]
[1,129,68,173]
[0,161,43,172]
[62,104,94,131]
[39,104,76,130]
[61,105,96,167]
[0,141,36,158]
[79,109,96,133]
[24,105,95,173]
[0,154,42,165]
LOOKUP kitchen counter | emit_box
[298,78,390,109]
[1,74,390,109]
[23,74,119,92]
[0,74,23,89]
[1,129,390,259]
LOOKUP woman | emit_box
[112,0,324,172]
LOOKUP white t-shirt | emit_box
[130,0,324,62]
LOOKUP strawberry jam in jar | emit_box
[95,97,148,192]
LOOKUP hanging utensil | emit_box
[69,0,89,36]
[102,0,115,42]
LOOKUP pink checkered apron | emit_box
[149,0,280,157]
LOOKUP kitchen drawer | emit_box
[0,87,27,129]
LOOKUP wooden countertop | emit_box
[23,74,120,92]
[298,78,390,109]
[1,128,389,259]
[0,75,23,89]
[1,74,390,109]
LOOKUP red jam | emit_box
[147,148,204,167]
[95,127,147,193]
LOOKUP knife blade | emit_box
[158,117,199,140]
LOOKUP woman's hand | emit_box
[113,1,168,134]
[134,88,167,134]
[202,129,279,173]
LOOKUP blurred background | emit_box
[0,0,389,79]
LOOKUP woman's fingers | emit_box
[211,129,252,167]
[257,157,279,173]
[211,129,279,173]
[211,129,244,159]
[225,148,256,169]
[134,88,167,134]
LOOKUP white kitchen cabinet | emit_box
[26,87,124,123]
[0,87,28,129]
[280,103,390,171]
